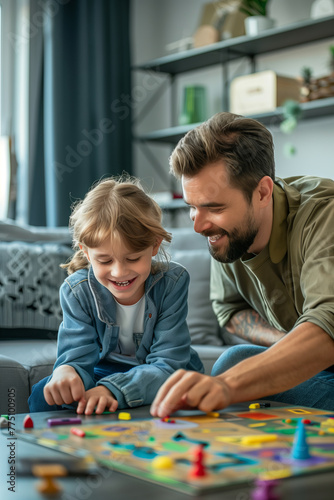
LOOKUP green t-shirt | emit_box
[210,176,334,339]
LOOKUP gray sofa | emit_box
[0,219,245,414]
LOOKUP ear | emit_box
[152,239,163,257]
[255,176,274,208]
[79,244,90,262]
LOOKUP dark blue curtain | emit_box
[28,0,132,226]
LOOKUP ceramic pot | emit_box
[244,16,275,36]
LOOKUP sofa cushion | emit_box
[0,355,30,414]
[0,218,71,243]
[0,241,72,333]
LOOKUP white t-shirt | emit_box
[106,295,145,366]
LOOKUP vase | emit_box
[179,86,207,125]
[244,16,275,37]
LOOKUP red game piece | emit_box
[189,444,207,478]
[70,427,86,438]
[23,414,34,429]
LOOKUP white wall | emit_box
[131,0,334,214]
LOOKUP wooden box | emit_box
[230,70,301,115]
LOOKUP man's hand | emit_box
[76,385,118,415]
[44,365,85,407]
[150,369,231,418]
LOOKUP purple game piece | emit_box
[47,417,82,427]
[251,479,280,500]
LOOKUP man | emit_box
[151,111,334,417]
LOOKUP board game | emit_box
[17,404,334,494]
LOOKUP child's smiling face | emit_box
[82,236,161,305]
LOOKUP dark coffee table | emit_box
[1,405,334,500]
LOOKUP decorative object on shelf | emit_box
[165,37,193,54]
[280,99,302,134]
[300,66,313,102]
[240,0,275,36]
[230,70,301,115]
[310,0,334,19]
[300,46,334,102]
[193,1,247,48]
[280,99,302,158]
[179,86,207,125]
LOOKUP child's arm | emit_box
[53,278,101,390]
[44,365,85,406]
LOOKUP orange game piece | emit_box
[32,464,67,494]
[23,415,34,429]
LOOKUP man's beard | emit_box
[205,215,258,264]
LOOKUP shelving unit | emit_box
[137,96,334,144]
[134,15,334,220]
[134,15,334,142]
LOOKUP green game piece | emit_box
[1,415,9,420]
[147,436,155,442]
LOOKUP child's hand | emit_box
[76,385,118,415]
[44,365,85,406]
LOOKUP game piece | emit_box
[1,414,8,420]
[0,416,8,428]
[302,419,312,425]
[70,427,86,437]
[189,444,206,478]
[249,403,271,409]
[206,411,220,417]
[151,456,174,470]
[291,419,311,460]
[251,478,280,500]
[118,412,131,420]
[23,415,34,429]
[32,464,67,494]
[241,434,278,445]
[47,417,82,427]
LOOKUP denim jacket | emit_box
[52,261,204,408]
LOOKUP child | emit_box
[28,176,203,414]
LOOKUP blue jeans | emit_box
[28,361,131,413]
[211,345,334,411]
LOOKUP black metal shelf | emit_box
[134,16,334,75]
[135,97,334,144]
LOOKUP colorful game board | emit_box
[17,405,334,494]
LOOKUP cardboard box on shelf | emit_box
[230,70,301,115]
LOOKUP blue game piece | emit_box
[291,419,311,460]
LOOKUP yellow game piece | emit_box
[249,403,260,409]
[118,412,131,420]
[241,434,278,445]
[259,467,292,480]
[32,464,67,494]
[151,456,174,470]
[206,412,220,417]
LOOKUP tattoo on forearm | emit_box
[227,310,284,347]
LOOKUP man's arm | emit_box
[151,322,334,417]
[225,309,285,346]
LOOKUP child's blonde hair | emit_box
[62,176,172,274]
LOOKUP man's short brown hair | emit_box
[169,112,275,203]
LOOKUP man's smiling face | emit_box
[182,161,260,263]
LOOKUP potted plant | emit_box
[240,0,275,36]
